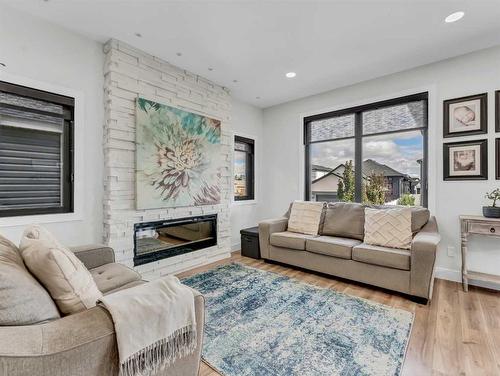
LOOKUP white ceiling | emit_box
[3,0,500,108]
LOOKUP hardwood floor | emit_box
[177,252,500,376]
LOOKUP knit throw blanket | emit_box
[99,275,197,376]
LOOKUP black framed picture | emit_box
[496,139,500,180]
[496,91,500,132]
[443,139,488,180]
[443,93,487,138]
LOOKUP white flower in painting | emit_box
[151,138,204,200]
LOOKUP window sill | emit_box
[232,199,258,206]
[0,211,83,228]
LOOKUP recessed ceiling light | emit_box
[134,32,142,38]
[0,62,5,67]
[233,79,238,83]
[255,96,260,100]
[176,52,182,57]
[445,11,465,23]
[286,72,296,78]
[208,67,213,71]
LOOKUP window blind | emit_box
[0,82,73,216]
[0,125,62,210]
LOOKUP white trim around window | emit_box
[0,72,85,227]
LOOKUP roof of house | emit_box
[311,169,343,184]
[311,159,413,186]
[362,159,407,177]
[312,164,334,172]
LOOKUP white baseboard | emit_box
[231,242,241,252]
[434,267,461,282]
[435,267,500,291]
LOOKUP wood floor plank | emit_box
[402,277,440,376]
[176,251,500,376]
[458,286,497,375]
[477,287,500,374]
[432,280,464,375]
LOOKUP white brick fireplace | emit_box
[103,39,232,280]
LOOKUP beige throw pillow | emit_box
[287,201,325,236]
[19,225,103,315]
[0,234,60,325]
[364,207,412,250]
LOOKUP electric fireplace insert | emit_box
[133,214,217,266]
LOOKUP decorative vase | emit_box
[482,206,500,218]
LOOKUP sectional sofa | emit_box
[0,245,204,376]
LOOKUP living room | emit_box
[0,1,499,376]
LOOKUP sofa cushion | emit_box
[104,280,145,295]
[287,201,325,236]
[352,243,411,270]
[306,236,361,259]
[321,202,365,240]
[90,263,142,293]
[270,231,311,250]
[0,234,60,325]
[409,207,431,233]
[20,225,103,315]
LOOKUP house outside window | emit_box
[305,93,428,207]
[234,135,255,201]
[0,81,74,218]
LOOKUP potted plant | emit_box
[483,189,500,218]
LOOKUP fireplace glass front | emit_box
[133,214,217,266]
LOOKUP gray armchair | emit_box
[0,245,205,376]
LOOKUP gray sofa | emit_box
[0,245,204,376]
[259,202,440,302]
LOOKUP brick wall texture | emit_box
[103,39,232,279]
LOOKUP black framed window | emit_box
[305,92,428,207]
[234,135,255,201]
[0,81,74,217]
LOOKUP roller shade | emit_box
[0,81,73,217]
[0,125,62,210]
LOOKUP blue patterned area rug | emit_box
[183,263,413,376]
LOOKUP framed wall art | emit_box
[135,97,222,209]
[496,90,499,132]
[496,138,500,180]
[443,139,487,180]
[443,93,487,138]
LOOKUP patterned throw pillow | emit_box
[19,225,103,315]
[364,207,412,250]
[287,201,325,236]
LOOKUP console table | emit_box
[460,215,500,291]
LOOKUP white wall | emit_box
[262,45,500,286]
[230,99,264,250]
[0,6,104,246]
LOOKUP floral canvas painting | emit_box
[136,98,222,209]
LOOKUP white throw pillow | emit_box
[364,207,412,250]
[19,225,103,315]
[287,200,325,236]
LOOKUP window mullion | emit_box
[354,112,363,202]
